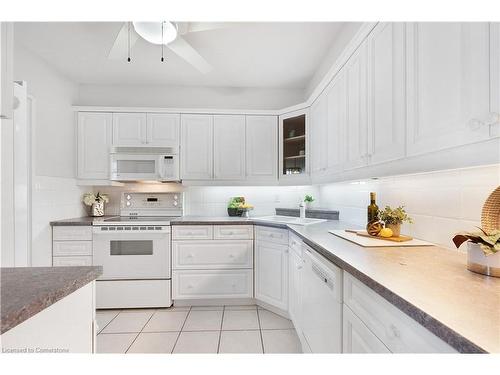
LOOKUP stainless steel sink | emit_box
[254,215,326,226]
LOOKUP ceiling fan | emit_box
[108,22,231,74]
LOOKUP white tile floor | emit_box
[96,305,302,354]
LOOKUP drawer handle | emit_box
[228,231,234,235]
[187,254,194,258]
[269,234,274,238]
[231,283,236,288]
[229,254,235,258]
[187,232,193,235]
[187,284,193,289]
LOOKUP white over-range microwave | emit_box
[110,151,180,182]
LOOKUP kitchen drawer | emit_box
[53,226,92,241]
[343,272,456,353]
[96,279,171,309]
[53,256,92,267]
[172,225,213,240]
[255,225,288,245]
[213,225,253,240]
[172,269,253,299]
[173,240,253,269]
[343,304,390,353]
[53,241,92,256]
[288,232,303,256]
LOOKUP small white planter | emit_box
[467,242,500,278]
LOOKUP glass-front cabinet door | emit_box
[279,108,310,183]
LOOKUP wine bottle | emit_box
[367,192,379,223]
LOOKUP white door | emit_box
[344,42,369,170]
[367,22,406,164]
[343,304,390,353]
[255,240,288,311]
[213,115,246,180]
[246,116,278,181]
[326,71,347,174]
[288,250,303,333]
[490,22,500,137]
[406,22,491,155]
[146,113,180,148]
[112,113,147,146]
[180,114,213,180]
[310,93,328,176]
[77,112,112,179]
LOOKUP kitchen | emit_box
[1,2,499,371]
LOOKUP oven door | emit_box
[110,154,162,181]
[93,226,171,280]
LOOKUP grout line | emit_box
[96,309,122,335]
[256,308,265,354]
[124,309,157,353]
[216,306,225,353]
[171,306,192,353]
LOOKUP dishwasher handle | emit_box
[312,262,335,290]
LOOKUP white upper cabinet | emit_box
[213,115,246,180]
[1,22,13,119]
[112,113,147,146]
[146,113,180,149]
[310,93,328,175]
[406,22,491,156]
[77,112,112,179]
[181,114,213,180]
[344,42,369,170]
[366,22,406,164]
[326,71,347,173]
[246,116,278,181]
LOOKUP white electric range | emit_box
[93,192,183,309]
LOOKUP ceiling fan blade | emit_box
[108,23,139,60]
[184,22,234,34]
[167,36,213,74]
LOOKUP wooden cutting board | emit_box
[329,230,434,247]
[346,229,413,242]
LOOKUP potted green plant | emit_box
[304,195,314,209]
[379,205,413,237]
[227,197,245,217]
[453,228,500,277]
[82,192,109,217]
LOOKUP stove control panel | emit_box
[120,192,183,217]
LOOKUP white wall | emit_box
[77,84,304,110]
[14,42,86,266]
[317,164,500,250]
[304,22,363,99]
[94,183,319,218]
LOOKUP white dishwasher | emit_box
[301,244,343,353]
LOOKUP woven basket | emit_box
[481,186,500,232]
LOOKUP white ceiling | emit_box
[14,22,347,89]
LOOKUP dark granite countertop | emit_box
[46,215,499,352]
[50,216,118,226]
[286,221,500,353]
[1,266,102,334]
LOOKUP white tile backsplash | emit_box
[31,176,87,266]
[318,164,500,250]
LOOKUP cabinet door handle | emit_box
[229,254,235,258]
[297,265,303,270]
[187,254,194,258]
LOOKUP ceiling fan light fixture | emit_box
[132,21,177,45]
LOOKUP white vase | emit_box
[91,201,105,217]
[467,242,500,278]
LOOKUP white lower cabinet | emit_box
[288,233,304,336]
[343,304,390,353]
[343,272,456,353]
[171,224,254,301]
[255,226,289,311]
[52,226,93,267]
[172,269,253,299]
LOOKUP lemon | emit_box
[379,228,393,238]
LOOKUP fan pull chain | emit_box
[161,21,165,62]
[127,22,131,63]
